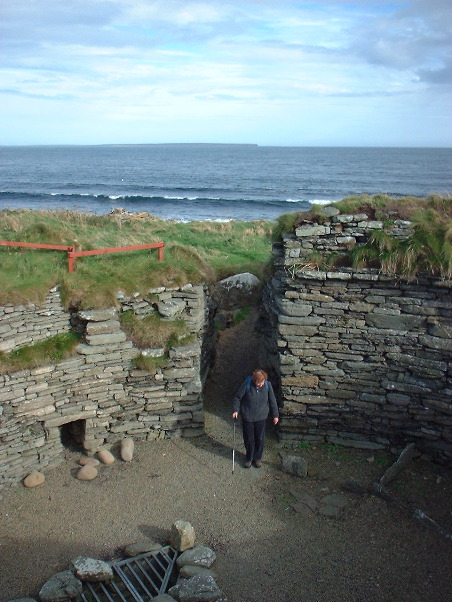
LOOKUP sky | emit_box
[1,0,451,147]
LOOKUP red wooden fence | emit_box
[0,240,165,273]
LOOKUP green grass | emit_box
[232,306,252,325]
[132,354,169,372]
[0,332,81,374]
[1,197,450,309]
[0,210,274,308]
[119,311,194,351]
[298,440,313,450]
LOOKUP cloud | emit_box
[417,62,452,85]
[0,0,450,145]
[347,0,452,82]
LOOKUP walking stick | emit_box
[232,418,236,474]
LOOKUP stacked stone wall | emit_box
[0,285,213,489]
[263,212,452,463]
[0,287,70,353]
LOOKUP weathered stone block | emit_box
[281,375,319,388]
[86,320,121,335]
[79,308,117,321]
[86,332,127,345]
[170,519,195,552]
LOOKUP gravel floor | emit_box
[1,310,451,602]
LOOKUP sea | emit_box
[0,145,450,222]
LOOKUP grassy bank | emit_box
[0,210,273,308]
[1,195,450,309]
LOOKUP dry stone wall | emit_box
[0,287,70,353]
[0,285,213,489]
[263,212,452,463]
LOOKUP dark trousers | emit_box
[242,419,266,462]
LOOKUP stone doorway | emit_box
[60,419,86,452]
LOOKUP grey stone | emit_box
[177,574,224,602]
[320,205,340,217]
[157,299,186,318]
[380,443,416,486]
[319,493,349,517]
[168,343,201,359]
[85,332,127,345]
[38,570,83,601]
[365,313,424,331]
[163,368,196,379]
[152,595,178,602]
[72,556,113,582]
[6,599,37,602]
[429,323,452,339]
[179,565,217,579]
[295,225,329,237]
[327,437,386,450]
[85,320,121,335]
[167,584,183,598]
[276,297,313,317]
[170,520,196,552]
[211,272,261,310]
[142,347,165,357]
[177,545,216,569]
[280,454,308,477]
[79,308,117,322]
[419,334,452,352]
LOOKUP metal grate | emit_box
[80,546,178,602]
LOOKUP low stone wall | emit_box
[263,212,452,463]
[0,287,70,353]
[0,285,213,489]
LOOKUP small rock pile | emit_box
[6,520,226,602]
[23,439,134,487]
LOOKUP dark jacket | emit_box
[232,378,279,423]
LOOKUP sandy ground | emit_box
[1,310,452,602]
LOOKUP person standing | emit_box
[232,368,279,468]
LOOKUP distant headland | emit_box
[99,143,259,148]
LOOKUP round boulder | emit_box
[120,438,134,462]
[176,545,216,569]
[211,272,261,310]
[23,471,45,488]
[38,570,83,602]
[76,465,98,481]
[72,556,113,582]
[97,449,115,465]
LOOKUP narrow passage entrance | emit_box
[202,308,279,459]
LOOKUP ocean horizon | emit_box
[0,145,450,222]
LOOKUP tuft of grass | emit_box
[351,208,452,279]
[232,306,252,325]
[0,332,81,374]
[119,311,194,351]
[132,354,168,372]
[298,440,313,450]
[271,212,300,242]
[322,442,342,454]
